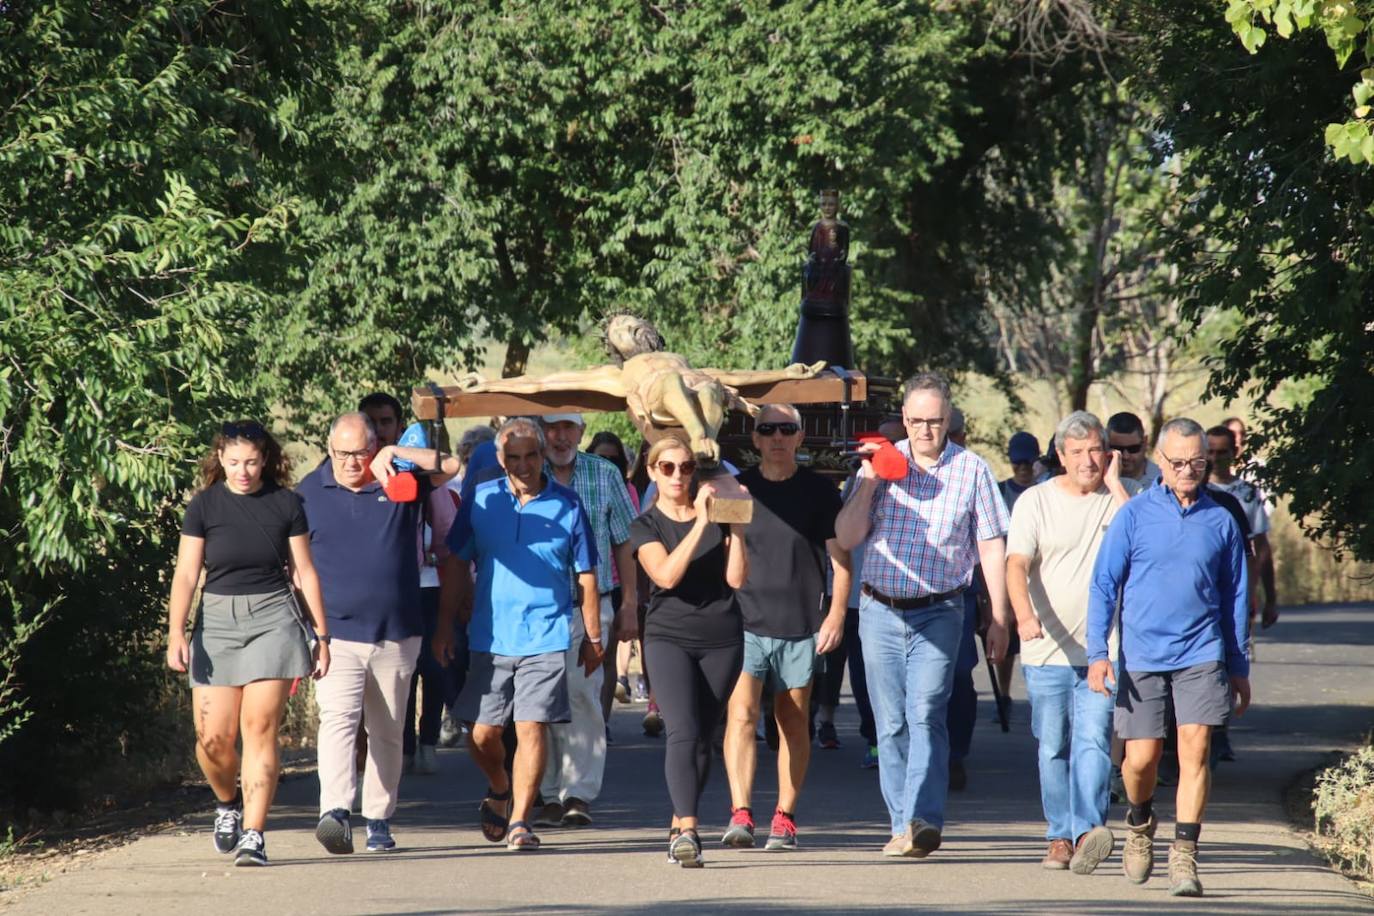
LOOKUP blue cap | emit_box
[1008,431,1040,464]
[393,422,429,470]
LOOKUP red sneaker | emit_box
[766,808,798,851]
[721,807,755,848]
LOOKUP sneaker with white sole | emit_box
[212,804,242,854]
[234,828,267,866]
[366,819,396,852]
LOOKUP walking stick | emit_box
[981,630,1010,733]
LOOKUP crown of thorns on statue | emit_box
[601,312,666,366]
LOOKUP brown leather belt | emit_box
[861,583,965,611]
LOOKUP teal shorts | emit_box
[742,632,819,692]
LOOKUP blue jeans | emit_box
[859,592,964,834]
[947,588,980,762]
[1022,664,1114,841]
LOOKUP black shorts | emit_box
[1115,662,1231,740]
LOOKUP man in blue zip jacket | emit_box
[1086,417,1250,899]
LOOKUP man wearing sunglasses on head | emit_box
[1106,412,1162,489]
[1086,417,1251,898]
[720,405,849,852]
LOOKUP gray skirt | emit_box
[190,589,312,687]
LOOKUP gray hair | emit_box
[755,403,802,427]
[496,417,545,454]
[900,371,952,406]
[948,407,966,435]
[328,412,377,450]
[1054,410,1107,453]
[456,424,496,462]
[1158,417,1204,450]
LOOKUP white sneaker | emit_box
[415,744,439,774]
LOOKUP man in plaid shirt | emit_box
[836,372,1012,859]
[535,413,639,828]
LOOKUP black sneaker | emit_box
[316,808,354,854]
[817,721,841,749]
[213,804,242,854]
[234,828,267,866]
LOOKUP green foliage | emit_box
[1227,0,1374,162]
[1313,740,1374,882]
[0,0,325,807]
[1128,0,1374,561]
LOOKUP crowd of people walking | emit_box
[165,372,1271,898]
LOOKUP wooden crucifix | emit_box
[410,315,867,461]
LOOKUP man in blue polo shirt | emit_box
[434,417,602,851]
[1087,417,1250,898]
[299,411,460,856]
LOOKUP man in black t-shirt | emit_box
[721,404,851,852]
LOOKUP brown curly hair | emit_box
[197,420,293,491]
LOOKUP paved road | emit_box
[6,604,1374,914]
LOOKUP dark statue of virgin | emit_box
[792,189,854,368]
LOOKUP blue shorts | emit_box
[742,632,819,692]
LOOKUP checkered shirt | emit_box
[862,440,1009,599]
[549,451,635,595]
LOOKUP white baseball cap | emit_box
[540,412,585,426]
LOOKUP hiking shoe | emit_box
[233,828,267,866]
[1168,840,1203,896]
[669,828,703,868]
[817,721,840,749]
[533,800,565,828]
[765,809,798,851]
[1041,838,1072,870]
[1070,825,1115,875]
[861,746,879,770]
[906,819,942,858]
[948,759,967,791]
[212,803,242,854]
[1122,814,1156,884]
[415,744,439,775]
[721,807,756,848]
[643,704,665,738]
[615,676,631,703]
[315,808,354,855]
[561,797,593,827]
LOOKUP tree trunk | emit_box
[501,336,530,378]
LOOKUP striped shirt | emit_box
[549,451,635,595]
[862,440,1009,598]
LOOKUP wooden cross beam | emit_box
[410,370,868,420]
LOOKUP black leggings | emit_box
[644,638,743,819]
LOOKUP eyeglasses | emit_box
[1112,442,1144,454]
[655,460,697,478]
[1161,455,1208,473]
[221,421,266,440]
[755,422,800,437]
[903,417,945,430]
[331,448,373,464]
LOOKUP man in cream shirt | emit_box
[1006,411,1134,875]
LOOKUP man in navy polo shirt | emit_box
[299,412,459,855]
[434,417,603,851]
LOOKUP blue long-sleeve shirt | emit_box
[1087,482,1250,678]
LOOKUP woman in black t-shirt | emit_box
[629,434,748,867]
[165,421,330,867]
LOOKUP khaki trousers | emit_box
[541,596,615,803]
[315,636,421,820]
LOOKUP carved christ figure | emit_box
[452,315,826,464]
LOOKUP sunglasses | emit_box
[1113,442,1144,454]
[221,421,267,441]
[655,460,697,478]
[756,422,800,437]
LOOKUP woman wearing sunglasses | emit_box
[628,433,748,867]
[165,421,331,866]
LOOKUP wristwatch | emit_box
[315,632,332,646]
